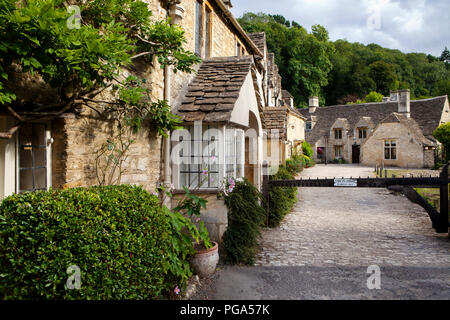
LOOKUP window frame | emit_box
[384,140,397,160]
[334,128,343,140]
[194,0,203,56]
[16,122,52,193]
[204,1,213,58]
[306,121,312,131]
[358,127,368,139]
[334,145,343,158]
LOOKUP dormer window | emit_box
[358,127,368,139]
[306,121,312,131]
[334,128,343,140]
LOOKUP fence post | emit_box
[262,162,270,227]
[438,162,449,233]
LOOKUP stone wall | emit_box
[361,122,424,168]
[52,111,162,193]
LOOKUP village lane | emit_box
[192,164,450,300]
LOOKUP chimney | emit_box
[223,0,233,9]
[389,90,399,102]
[398,89,411,117]
[309,96,319,113]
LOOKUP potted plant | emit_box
[173,186,219,278]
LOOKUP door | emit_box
[352,145,360,164]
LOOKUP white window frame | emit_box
[15,122,52,194]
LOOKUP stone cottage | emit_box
[299,90,450,168]
[0,0,304,243]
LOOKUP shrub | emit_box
[433,123,450,162]
[222,179,266,265]
[268,165,298,228]
[0,185,195,299]
[286,157,302,175]
[301,141,313,158]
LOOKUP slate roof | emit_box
[379,113,436,146]
[282,90,293,99]
[175,56,254,123]
[248,32,266,55]
[264,107,288,139]
[299,96,448,144]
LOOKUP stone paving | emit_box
[255,164,450,267]
[191,164,450,300]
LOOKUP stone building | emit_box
[0,0,304,243]
[299,90,450,168]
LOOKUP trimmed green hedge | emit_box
[222,179,266,265]
[268,165,298,228]
[0,185,183,299]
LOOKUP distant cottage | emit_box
[299,90,450,168]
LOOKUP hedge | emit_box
[268,165,298,228]
[0,185,185,299]
[222,179,266,265]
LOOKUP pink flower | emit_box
[228,178,235,186]
[174,286,180,295]
[211,156,216,161]
[202,169,208,175]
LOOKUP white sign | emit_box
[334,179,357,187]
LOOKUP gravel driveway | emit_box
[192,164,450,300]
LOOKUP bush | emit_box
[268,166,298,228]
[286,157,302,175]
[433,123,450,162]
[329,158,347,164]
[0,185,192,299]
[301,141,313,158]
[222,179,266,265]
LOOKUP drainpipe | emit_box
[163,1,184,190]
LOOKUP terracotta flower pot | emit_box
[190,241,219,278]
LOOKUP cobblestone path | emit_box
[255,164,450,267]
[192,165,450,300]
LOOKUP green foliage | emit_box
[0,185,203,299]
[0,0,199,144]
[301,141,313,158]
[325,40,450,105]
[222,179,266,265]
[433,123,450,161]
[329,158,347,164]
[238,12,335,106]
[268,166,297,228]
[285,157,302,175]
[364,91,384,103]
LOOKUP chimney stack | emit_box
[309,96,319,114]
[389,90,399,102]
[397,89,411,117]
[223,0,233,9]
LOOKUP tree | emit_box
[440,47,450,64]
[368,61,398,95]
[0,0,200,137]
[238,13,334,107]
[433,123,450,162]
[365,91,384,102]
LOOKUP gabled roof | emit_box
[264,107,288,139]
[175,56,254,123]
[378,113,436,146]
[282,90,293,99]
[299,96,448,144]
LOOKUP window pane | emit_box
[32,124,46,146]
[180,172,188,188]
[35,168,47,190]
[20,147,33,168]
[34,147,46,167]
[391,148,397,160]
[19,169,33,192]
[195,1,202,55]
[385,148,390,159]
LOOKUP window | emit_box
[306,121,312,131]
[334,145,343,158]
[18,123,48,193]
[236,41,241,57]
[358,127,368,139]
[334,128,343,139]
[176,126,244,190]
[205,4,212,58]
[195,0,202,56]
[384,140,397,160]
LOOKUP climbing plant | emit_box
[0,0,201,183]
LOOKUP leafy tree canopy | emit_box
[238,12,335,108]
[0,0,200,135]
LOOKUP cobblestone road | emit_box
[192,165,450,300]
[255,164,450,267]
